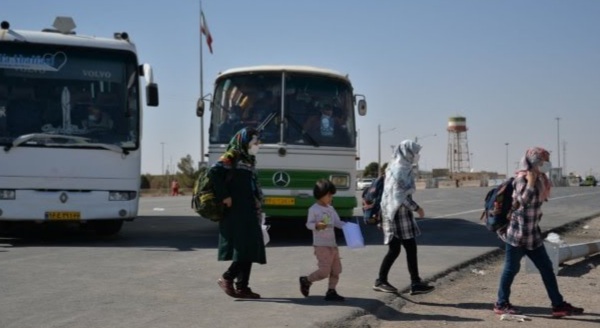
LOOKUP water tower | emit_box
[446,116,471,173]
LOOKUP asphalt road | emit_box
[1,187,599,328]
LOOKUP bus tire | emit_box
[92,220,124,236]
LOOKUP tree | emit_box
[363,162,380,178]
[140,174,151,189]
[176,154,200,188]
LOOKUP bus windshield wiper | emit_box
[4,133,89,152]
[257,111,277,131]
[53,142,127,155]
[4,133,127,155]
[285,115,319,147]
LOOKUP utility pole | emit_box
[161,142,165,192]
[505,142,509,178]
[378,124,397,177]
[556,117,561,168]
[563,141,567,174]
[377,125,381,177]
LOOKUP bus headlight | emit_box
[329,175,350,188]
[0,189,16,200]
[109,191,137,201]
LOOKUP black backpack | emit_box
[480,177,518,232]
[361,176,385,225]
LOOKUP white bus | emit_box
[0,17,158,235]
[199,65,366,220]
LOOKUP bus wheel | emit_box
[92,220,124,236]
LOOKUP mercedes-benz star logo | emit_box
[272,171,291,187]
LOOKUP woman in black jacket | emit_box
[214,127,266,299]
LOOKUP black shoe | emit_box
[217,278,237,298]
[410,282,435,295]
[235,287,261,299]
[299,276,312,297]
[324,289,345,301]
[373,280,398,293]
[552,301,584,318]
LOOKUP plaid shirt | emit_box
[499,175,544,250]
[382,194,421,243]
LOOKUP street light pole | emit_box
[470,152,474,171]
[377,124,381,177]
[161,142,165,177]
[414,133,437,177]
[505,142,509,178]
[556,117,561,168]
[414,133,437,144]
[378,124,397,177]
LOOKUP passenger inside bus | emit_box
[0,85,7,137]
[251,91,280,142]
[251,91,277,122]
[302,101,347,144]
[218,105,243,141]
[82,105,114,131]
[6,85,43,136]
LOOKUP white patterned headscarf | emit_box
[380,139,421,223]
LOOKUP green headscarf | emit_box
[218,127,259,167]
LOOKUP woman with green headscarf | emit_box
[214,127,266,299]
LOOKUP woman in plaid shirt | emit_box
[494,147,584,318]
[372,140,434,295]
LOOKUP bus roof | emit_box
[2,28,137,53]
[217,65,351,83]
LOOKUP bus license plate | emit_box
[46,211,81,221]
[264,197,295,206]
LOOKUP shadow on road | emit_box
[0,216,502,251]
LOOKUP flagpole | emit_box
[199,0,205,168]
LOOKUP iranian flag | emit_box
[201,10,213,54]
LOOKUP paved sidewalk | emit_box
[346,217,600,328]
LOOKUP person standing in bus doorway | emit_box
[493,147,584,318]
[373,139,435,295]
[214,127,266,299]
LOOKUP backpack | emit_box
[480,177,518,232]
[361,176,385,225]
[191,165,234,222]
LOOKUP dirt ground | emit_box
[352,216,600,328]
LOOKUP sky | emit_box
[5,0,600,177]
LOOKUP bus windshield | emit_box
[209,71,356,147]
[0,43,140,149]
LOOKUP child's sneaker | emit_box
[324,289,345,301]
[493,302,522,315]
[552,302,584,318]
[299,276,312,297]
[410,282,435,295]
[372,280,398,293]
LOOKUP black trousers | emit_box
[223,261,253,289]
[378,237,421,285]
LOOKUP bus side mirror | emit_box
[357,99,367,116]
[146,83,159,107]
[196,98,205,117]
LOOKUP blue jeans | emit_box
[497,242,564,307]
